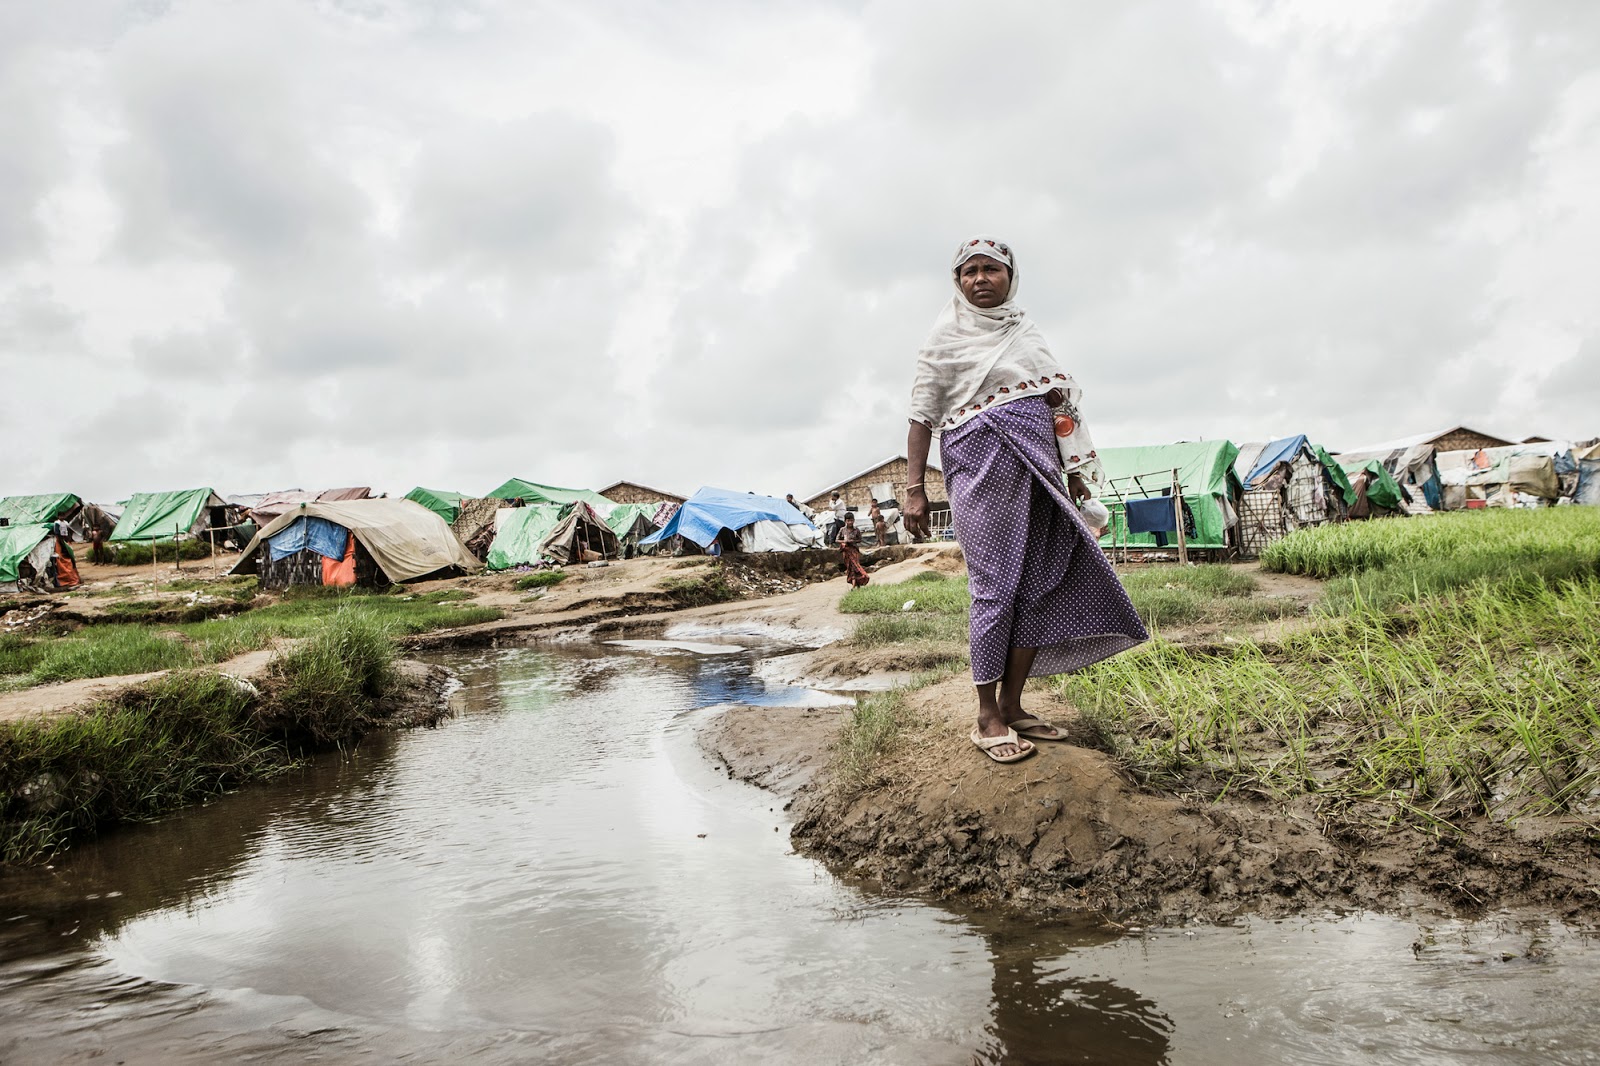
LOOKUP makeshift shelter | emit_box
[1575,442,1600,506]
[110,488,229,543]
[404,487,466,526]
[1096,442,1241,552]
[450,498,503,561]
[1340,459,1407,518]
[1232,436,1347,554]
[485,478,611,509]
[485,506,564,571]
[0,492,81,528]
[540,502,621,565]
[1335,440,1442,512]
[247,487,372,524]
[1436,445,1564,509]
[0,523,79,592]
[604,503,662,557]
[231,499,480,589]
[641,487,818,553]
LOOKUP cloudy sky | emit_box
[2,0,1596,503]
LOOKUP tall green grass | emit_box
[1059,576,1600,828]
[1262,509,1600,612]
[0,611,409,862]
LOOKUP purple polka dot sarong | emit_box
[940,396,1148,685]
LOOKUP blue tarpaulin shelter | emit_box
[640,487,814,549]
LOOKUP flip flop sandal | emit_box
[1010,716,1068,742]
[970,727,1035,764]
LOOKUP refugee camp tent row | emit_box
[640,487,819,554]
[1095,442,1242,554]
[0,493,119,542]
[1231,436,1351,554]
[231,499,480,589]
[0,523,79,592]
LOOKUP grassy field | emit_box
[0,589,500,689]
[1262,508,1600,612]
[0,611,407,862]
[1068,509,1600,832]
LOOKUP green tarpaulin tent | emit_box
[603,503,657,537]
[0,523,52,584]
[404,487,466,526]
[110,488,220,542]
[1340,459,1405,512]
[487,478,611,509]
[1097,441,1241,550]
[0,493,80,527]
[485,505,564,570]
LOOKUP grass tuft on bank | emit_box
[0,611,410,863]
[3,591,499,690]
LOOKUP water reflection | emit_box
[0,644,1596,1064]
[974,919,1173,1064]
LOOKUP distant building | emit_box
[599,480,687,506]
[805,456,951,533]
[1422,426,1517,452]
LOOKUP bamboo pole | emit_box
[1173,468,1188,566]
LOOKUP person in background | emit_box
[837,512,870,587]
[902,235,1146,764]
[825,491,846,545]
[786,493,816,521]
[869,500,890,547]
[89,525,109,565]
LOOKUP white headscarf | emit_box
[908,236,1085,444]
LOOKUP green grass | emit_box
[832,664,964,796]
[0,635,46,676]
[515,571,567,590]
[5,592,500,688]
[1262,509,1600,612]
[1120,566,1299,629]
[1060,575,1600,830]
[0,611,414,862]
[842,573,970,615]
[849,613,968,647]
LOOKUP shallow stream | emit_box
[2,640,1597,1064]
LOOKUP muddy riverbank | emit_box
[703,673,1600,927]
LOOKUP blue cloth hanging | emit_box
[267,516,351,561]
[1123,496,1180,535]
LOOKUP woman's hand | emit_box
[1066,472,1090,504]
[903,485,930,540]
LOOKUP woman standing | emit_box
[903,236,1146,763]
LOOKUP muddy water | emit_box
[2,641,1598,1065]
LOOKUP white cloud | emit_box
[1,0,1597,504]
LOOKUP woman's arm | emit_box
[904,420,933,539]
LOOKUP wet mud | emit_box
[704,677,1600,926]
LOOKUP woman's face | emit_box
[957,254,1011,308]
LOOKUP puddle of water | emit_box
[0,643,1596,1064]
[605,637,745,655]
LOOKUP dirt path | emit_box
[0,647,281,725]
